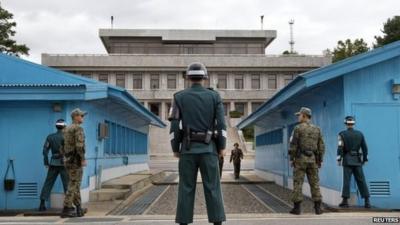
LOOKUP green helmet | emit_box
[185,62,208,79]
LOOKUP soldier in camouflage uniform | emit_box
[230,143,244,179]
[289,107,325,215]
[60,108,87,218]
[38,119,68,211]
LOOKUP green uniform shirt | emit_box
[337,128,368,166]
[43,130,64,166]
[289,121,325,163]
[61,123,86,167]
[169,83,226,154]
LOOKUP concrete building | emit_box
[42,29,331,121]
[0,53,165,210]
[237,41,400,209]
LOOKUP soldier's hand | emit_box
[317,161,322,168]
[45,165,49,169]
[219,149,226,158]
[173,152,180,158]
[81,160,87,167]
[290,161,294,167]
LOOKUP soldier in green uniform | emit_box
[38,119,68,211]
[289,107,325,215]
[230,143,244,179]
[60,108,87,218]
[337,116,371,208]
[169,62,226,225]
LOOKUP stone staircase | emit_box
[89,171,165,202]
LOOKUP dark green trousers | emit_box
[40,166,69,200]
[342,166,370,198]
[176,153,226,224]
[233,162,241,178]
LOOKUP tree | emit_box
[332,38,369,62]
[374,16,400,48]
[0,3,29,56]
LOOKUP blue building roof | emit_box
[0,53,165,128]
[237,40,400,129]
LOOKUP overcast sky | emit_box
[2,0,399,63]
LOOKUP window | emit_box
[99,74,109,83]
[184,77,190,88]
[104,121,148,155]
[251,102,263,113]
[132,74,143,89]
[251,74,260,89]
[166,103,172,119]
[149,102,161,116]
[256,128,283,146]
[268,75,277,89]
[223,103,229,116]
[217,74,227,89]
[167,74,177,89]
[234,75,244,89]
[116,74,125,88]
[234,102,246,116]
[150,74,160,89]
[284,74,295,86]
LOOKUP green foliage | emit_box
[0,4,29,56]
[374,16,400,48]
[332,38,369,62]
[242,126,254,142]
[229,110,242,118]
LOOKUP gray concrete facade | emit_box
[41,28,331,121]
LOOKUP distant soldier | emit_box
[289,107,325,215]
[38,119,68,211]
[230,143,244,179]
[60,108,87,218]
[169,62,226,225]
[337,116,371,208]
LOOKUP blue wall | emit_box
[0,100,150,210]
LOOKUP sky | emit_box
[2,0,399,63]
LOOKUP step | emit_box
[89,188,130,202]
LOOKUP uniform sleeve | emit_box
[215,93,227,151]
[169,97,182,153]
[337,133,344,160]
[360,133,368,161]
[74,126,86,161]
[317,128,325,161]
[43,136,50,166]
[288,127,299,161]
[239,149,244,159]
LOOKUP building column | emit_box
[160,101,167,121]
[230,101,235,112]
[247,101,252,116]
[144,101,149,109]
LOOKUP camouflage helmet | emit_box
[185,62,208,79]
[295,107,312,117]
[70,108,87,118]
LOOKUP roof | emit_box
[0,53,165,128]
[237,40,400,129]
[99,28,276,49]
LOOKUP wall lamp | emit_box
[393,79,400,100]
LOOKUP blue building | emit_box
[0,53,165,210]
[238,41,400,209]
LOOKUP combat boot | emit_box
[364,197,371,209]
[289,201,301,215]
[38,199,46,211]
[76,204,85,217]
[338,198,349,208]
[60,206,76,218]
[314,201,323,215]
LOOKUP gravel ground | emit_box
[147,184,271,215]
[258,183,318,213]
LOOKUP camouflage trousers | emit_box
[63,166,83,207]
[291,161,322,203]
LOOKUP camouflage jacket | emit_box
[61,123,85,167]
[289,121,325,163]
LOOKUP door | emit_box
[354,104,400,209]
[0,103,53,209]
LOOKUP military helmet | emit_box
[185,62,208,79]
[295,107,312,117]
[55,119,66,129]
[344,116,355,125]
